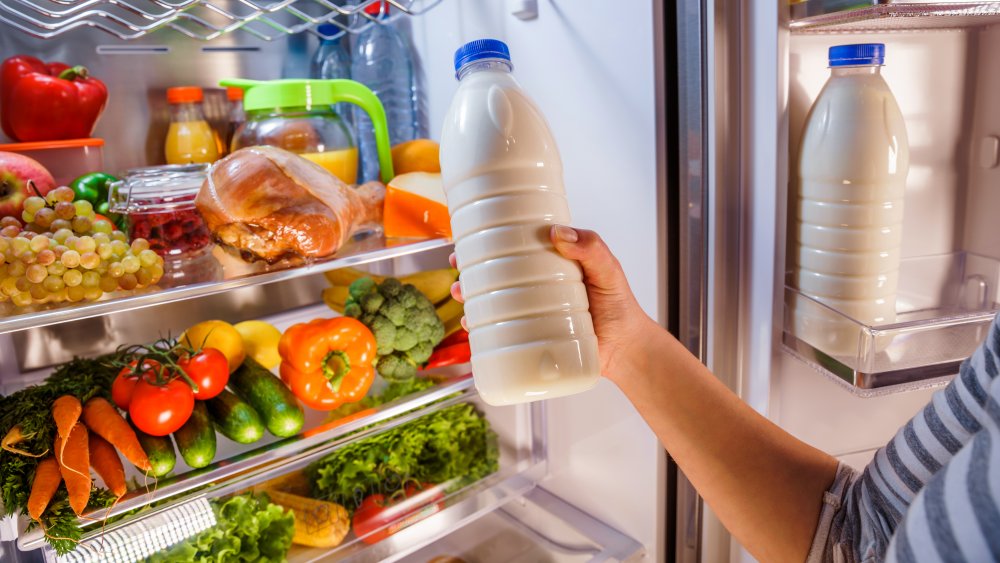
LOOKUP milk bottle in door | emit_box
[440,39,600,406]
[792,43,909,356]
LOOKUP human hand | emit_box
[449,225,656,381]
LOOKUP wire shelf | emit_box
[0,0,443,41]
[791,1,1000,32]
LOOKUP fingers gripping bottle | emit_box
[440,39,600,406]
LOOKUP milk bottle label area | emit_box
[792,43,910,358]
[440,39,600,406]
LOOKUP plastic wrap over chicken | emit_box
[195,146,385,263]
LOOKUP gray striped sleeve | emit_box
[809,313,1000,563]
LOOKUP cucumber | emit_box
[229,356,304,438]
[173,401,217,469]
[127,415,176,477]
[207,389,265,444]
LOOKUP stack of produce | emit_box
[323,267,468,377]
[0,181,165,308]
[0,357,134,554]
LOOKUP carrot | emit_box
[27,456,62,521]
[88,433,127,498]
[52,395,82,459]
[53,423,90,516]
[2,425,46,457]
[81,397,151,472]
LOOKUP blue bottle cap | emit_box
[316,23,340,38]
[454,39,511,74]
[829,43,885,67]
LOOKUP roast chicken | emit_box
[195,146,384,263]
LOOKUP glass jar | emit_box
[109,164,213,260]
[222,78,396,185]
[232,106,358,184]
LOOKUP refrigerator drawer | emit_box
[26,380,546,562]
[401,487,645,563]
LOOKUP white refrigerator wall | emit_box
[411,0,665,559]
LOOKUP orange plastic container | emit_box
[0,138,105,186]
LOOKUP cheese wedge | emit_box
[384,172,452,239]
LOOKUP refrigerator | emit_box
[0,0,998,561]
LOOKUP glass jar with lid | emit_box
[109,164,214,260]
[222,78,395,185]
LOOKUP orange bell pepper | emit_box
[278,317,377,411]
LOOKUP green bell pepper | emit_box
[69,172,117,215]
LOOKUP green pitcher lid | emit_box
[218,77,397,184]
[219,78,353,112]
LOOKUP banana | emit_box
[323,267,382,288]
[322,286,349,313]
[435,297,465,338]
[400,268,458,305]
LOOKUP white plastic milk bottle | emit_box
[793,43,909,356]
[440,39,600,406]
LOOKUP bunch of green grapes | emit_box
[0,187,165,307]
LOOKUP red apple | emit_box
[0,151,55,220]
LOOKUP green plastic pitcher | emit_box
[221,78,394,184]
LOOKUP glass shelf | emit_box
[405,487,646,563]
[783,252,1000,395]
[0,235,451,336]
[790,1,1000,32]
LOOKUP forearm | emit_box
[610,320,839,563]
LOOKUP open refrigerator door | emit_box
[0,1,665,562]
[678,1,1000,560]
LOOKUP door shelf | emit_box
[18,373,487,553]
[783,252,1000,395]
[0,235,451,336]
[790,1,1000,32]
[0,0,444,41]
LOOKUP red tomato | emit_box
[128,378,194,436]
[178,348,229,400]
[112,359,161,409]
[352,483,444,545]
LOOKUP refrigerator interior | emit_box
[0,0,665,561]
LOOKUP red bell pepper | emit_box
[421,330,470,370]
[1,55,108,142]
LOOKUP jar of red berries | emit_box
[109,164,213,260]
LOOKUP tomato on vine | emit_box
[178,347,229,400]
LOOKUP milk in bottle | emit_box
[440,39,600,406]
[792,43,909,356]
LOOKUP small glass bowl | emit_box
[109,164,213,259]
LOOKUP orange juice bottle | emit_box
[165,86,219,165]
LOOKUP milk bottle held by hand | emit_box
[440,39,600,406]
[793,43,909,356]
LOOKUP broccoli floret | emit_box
[369,316,397,356]
[408,340,434,364]
[375,353,417,380]
[348,277,376,301]
[361,291,384,315]
[344,276,446,380]
[394,326,419,351]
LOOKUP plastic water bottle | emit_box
[351,2,417,182]
[792,43,909,356]
[311,24,353,130]
[440,39,601,406]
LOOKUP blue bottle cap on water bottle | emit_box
[454,39,511,74]
[316,23,339,37]
[829,43,885,67]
